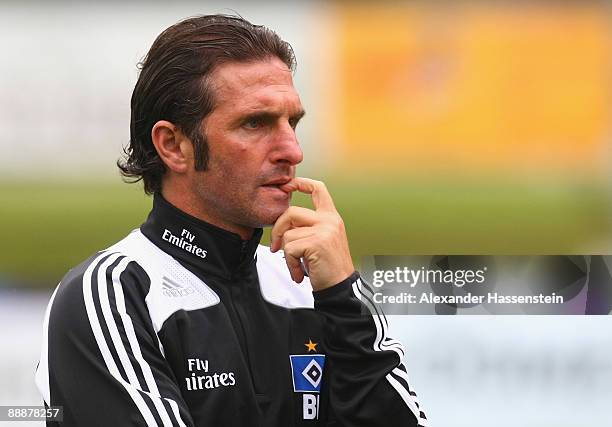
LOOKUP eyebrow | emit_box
[238,108,306,125]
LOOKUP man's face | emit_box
[190,57,304,233]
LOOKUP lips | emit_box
[260,177,292,198]
[261,177,292,187]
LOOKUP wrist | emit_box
[312,271,359,298]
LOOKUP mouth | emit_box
[260,177,293,199]
[260,177,292,190]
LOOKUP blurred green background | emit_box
[2,176,609,288]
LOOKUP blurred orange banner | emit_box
[326,3,611,178]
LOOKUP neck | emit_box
[161,187,254,240]
[140,194,263,280]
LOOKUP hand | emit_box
[270,177,355,292]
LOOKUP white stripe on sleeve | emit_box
[110,256,187,427]
[82,252,158,427]
[99,254,173,426]
[35,284,60,406]
[351,277,424,423]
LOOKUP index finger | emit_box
[280,177,336,212]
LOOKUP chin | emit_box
[252,203,290,227]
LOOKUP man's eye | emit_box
[243,118,261,129]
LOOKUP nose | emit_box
[270,122,303,166]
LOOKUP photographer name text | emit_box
[373,292,564,305]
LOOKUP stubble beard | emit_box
[192,178,289,232]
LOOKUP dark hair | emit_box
[117,14,296,194]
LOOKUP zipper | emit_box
[239,240,249,264]
[228,264,261,395]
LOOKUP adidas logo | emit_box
[162,276,195,298]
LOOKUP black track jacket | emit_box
[36,195,427,426]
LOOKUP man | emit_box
[35,14,427,426]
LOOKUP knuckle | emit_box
[323,212,343,229]
[281,232,291,248]
[336,216,345,231]
[283,241,297,256]
[320,227,334,241]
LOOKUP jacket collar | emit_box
[140,194,263,280]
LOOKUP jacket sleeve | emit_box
[35,252,194,427]
[313,272,428,427]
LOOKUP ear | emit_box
[151,120,194,173]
